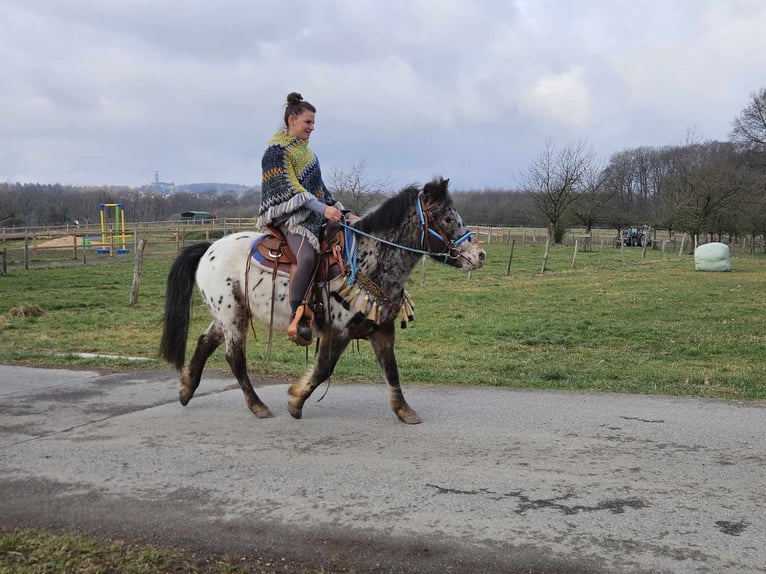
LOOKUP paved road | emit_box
[1,365,764,573]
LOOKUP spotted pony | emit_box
[159,177,485,424]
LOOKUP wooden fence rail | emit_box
[1,222,764,271]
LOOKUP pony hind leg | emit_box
[369,323,422,424]
[224,331,274,419]
[287,333,350,419]
[180,320,223,406]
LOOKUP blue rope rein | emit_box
[338,220,474,277]
[337,193,475,286]
[343,222,359,285]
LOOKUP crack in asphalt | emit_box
[426,483,649,516]
[619,416,665,423]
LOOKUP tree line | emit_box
[2,90,765,246]
[462,88,766,245]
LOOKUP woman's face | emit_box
[287,110,315,141]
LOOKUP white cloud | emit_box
[518,67,590,128]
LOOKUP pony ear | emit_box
[422,177,450,203]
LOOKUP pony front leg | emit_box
[288,333,349,419]
[369,322,422,424]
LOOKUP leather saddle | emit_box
[250,226,295,275]
[250,224,346,282]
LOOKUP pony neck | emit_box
[354,204,423,298]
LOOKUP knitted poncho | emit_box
[258,131,341,251]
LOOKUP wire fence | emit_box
[1,220,764,274]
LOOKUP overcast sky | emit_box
[2,0,765,191]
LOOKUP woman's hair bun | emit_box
[286,92,303,105]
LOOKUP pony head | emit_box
[419,177,485,271]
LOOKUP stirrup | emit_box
[288,305,313,346]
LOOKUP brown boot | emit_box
[288,305,313,346]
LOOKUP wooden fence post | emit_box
[541,239,550,274]
[129,239,148,305]
[506,239,516,276]
[571,240,579,269]
[678,233,688,257]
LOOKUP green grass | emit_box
[0,241,764,400]
[0,527,317,573]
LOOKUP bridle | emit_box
[415,192,474,262]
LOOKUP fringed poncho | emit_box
[258,131,342,251]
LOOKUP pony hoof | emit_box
[287,402,303,419]
[179,391,191,406]
[397,410,422,425]
[251,405,274,419]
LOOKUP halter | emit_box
[416,192,474,263]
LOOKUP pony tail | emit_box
[158,242,211,370]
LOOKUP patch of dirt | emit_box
[38,235,91,248]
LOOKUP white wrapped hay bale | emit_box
[694,242,731,272]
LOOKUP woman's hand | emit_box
[323,205,343,222]
[346,213,360,223]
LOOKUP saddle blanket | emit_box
[250,234,291,276]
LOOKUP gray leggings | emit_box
[281,227,316,304]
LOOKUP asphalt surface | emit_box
[0,365,764,573]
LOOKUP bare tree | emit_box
[328,160,391,215]
[659,141,746,243]
[738,167,766,251]
[730,88,766,151]
[522,139,597,244]
[572,163,611,234]
[451,189,533,226]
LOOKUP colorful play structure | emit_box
[96,203,129,254]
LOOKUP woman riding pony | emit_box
[258,92,356,345]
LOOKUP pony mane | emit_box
[354,177,450,234]
[354,184,420,234]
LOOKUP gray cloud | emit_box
[1,0,765,189]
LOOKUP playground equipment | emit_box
[97,203,129,254]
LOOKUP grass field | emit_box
[0,526,304,573]
[1,239,764,401]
